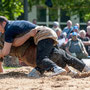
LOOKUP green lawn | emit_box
[3,66,19,69]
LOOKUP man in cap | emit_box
[65,32,88,59]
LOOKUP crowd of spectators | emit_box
[51,20,90,60]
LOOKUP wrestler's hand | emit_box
[29,29,37,37]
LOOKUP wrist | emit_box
[27,32,31,37]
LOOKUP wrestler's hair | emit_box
[0,16,8,24]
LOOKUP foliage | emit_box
[51,0,90,21]
[28,0,90,21]
[0,0,24,20]
[4,66,18,69]
[28,0,46,10]
[0,0,90,21]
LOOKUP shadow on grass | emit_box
[0,71,28,79]
[0,71,43,79]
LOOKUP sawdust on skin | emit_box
[0,66,90,90]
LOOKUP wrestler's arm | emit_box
[12,29,37,47]
[0,42,12,58]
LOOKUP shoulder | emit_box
[77,38,82,43]
[63,27,68,30]
[86,37,90,40]
[77,38,82,42]
[77,39,84,45]
[67,39,72,45]
[56,27,62,31]
[71,27,73,29]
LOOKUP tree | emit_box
[52,0,90,21]
[28,0,90,21]
[51,0,90,21]
[0,0,90,21]
[0,0,23,20]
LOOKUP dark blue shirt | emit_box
[5,20,37,43]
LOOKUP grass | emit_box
[3,66,19,69]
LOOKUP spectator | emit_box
[32,19,37,24]
[79,30,90,56]
[69,26,79,39]
[62,20,73,39]
[58,32,68,50]
[75,23,80,30]
[73,26,79,33]
[65,32,88,59]
[87,20,90,26]
[52,21,62,37]
[86,26,90,38]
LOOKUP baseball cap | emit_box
[72,32,77,36]
[73,26,78,30]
